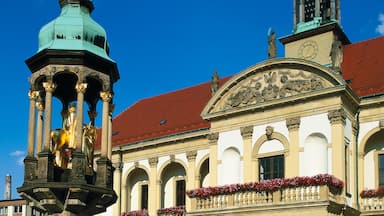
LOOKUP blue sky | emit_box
[0,0,382,199]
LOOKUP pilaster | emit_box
[186,150,197,212]
[148,157,159,216]
[208,133,219,186]
[240,126,253,182]
[328,109,346,184]
[286,117,301,178]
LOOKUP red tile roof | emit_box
[342,36,384,97]
[100,36,383,148]
[107,77,231,147]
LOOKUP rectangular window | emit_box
[175,179,186,206]
[379,154,384,187]
[140,184,148,210]
[14,205,22,213]
[259,155,284,180]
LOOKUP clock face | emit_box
[298,40,318,60]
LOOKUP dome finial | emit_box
[59,0,94,13]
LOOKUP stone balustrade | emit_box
[191,185,338,211]
[360,196,384,212]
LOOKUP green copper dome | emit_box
[38,0,112,61]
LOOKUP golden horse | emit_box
[50,129,72,168]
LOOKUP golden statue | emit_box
[83,123,97,175]
[51,103,97,172]
[50,104,77,168]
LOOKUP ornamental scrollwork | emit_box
[222,69,326,110]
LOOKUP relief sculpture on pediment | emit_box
[222,69,326,110]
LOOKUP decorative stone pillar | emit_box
[100,91,112,158]
[208,133,219,186]
[69,83,88,184]
[24,90,39,184]
[37,81,56,182]
[42,81,56,151]
[108,104,115,159]
[328,109,346,185]
[148,157,159,216]
[241,126,253,182]
[286,117,300,178]
[74,83,87,152]
[27,90,39,157]
[35,99,45,155]
[186,150,197,212]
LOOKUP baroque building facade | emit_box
[98,0,384,216]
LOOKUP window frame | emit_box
[258,154,285,180]
[375,150,384,188]
[138,181,149,210]
[173,176,186,207]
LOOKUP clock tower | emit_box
[280,0,349,71]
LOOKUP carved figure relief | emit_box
[222,69,326,110]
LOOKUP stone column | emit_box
[100,91,112,158]
[286,117,301,178]
[328,109,346,185]
[96,92,114,189]
[27,90,39,157]
[69,83,88,184]
[148,157,159,216]
[24,90,39,183]
[186,151,197,211]
[241,126,253,182]
[35,99,45,155]
[330,0,336,19]
[42,81,56,151]
[108,104,115,159]
[74,83,87,152]
[37,81,56,182]
[208,133,219,186]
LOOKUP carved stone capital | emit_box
[207,132,219,144]
[240,126,253,139]
[36,101,45,111]
[148,157,158,167]
[286,117,301,131]
[328,109,346,125]
[28,90,39,100]
[100,91,112,102]
[43,81,56,93]
[75,83,88,94]
[186,150,197,162]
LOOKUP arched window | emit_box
[257,139,285,180]
[303,133,328,176]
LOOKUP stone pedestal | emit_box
[37,151,55,182]
[95,157,114,189]
[23,156,38,183]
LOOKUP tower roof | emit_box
[37,0,112,61]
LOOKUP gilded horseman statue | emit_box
[51,103,96,172]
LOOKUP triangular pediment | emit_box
[202,58,346,120]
